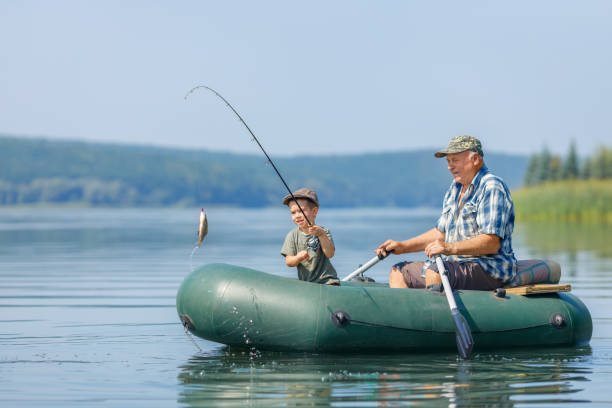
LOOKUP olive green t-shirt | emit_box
[281,227,339,284]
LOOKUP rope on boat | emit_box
[352,318,556,333]
[180,314,203,352]
[183,325,203,353]
[331,310,558,333]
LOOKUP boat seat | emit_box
[505,259,561,288]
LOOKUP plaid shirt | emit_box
[423,165,517,281]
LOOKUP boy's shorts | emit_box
[392,260,503,290]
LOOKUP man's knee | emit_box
[389,267,408,288]
[425,268,441,286]
[389,266,403,279]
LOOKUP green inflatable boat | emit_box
[176,263,592,353]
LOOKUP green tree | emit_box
[536,147,552,184]
[524,153,540,186]
[549,156,562,181]
[590,146,612,179]
[561,140,579,180]
[581,157,592,179]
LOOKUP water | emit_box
[1,207,611,407]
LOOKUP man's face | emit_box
[446,150,479,186]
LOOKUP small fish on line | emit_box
[197,208,208,247]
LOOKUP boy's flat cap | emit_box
[282,188,319,206]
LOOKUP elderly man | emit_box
[376,134,517,290]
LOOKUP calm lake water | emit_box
[1,207,611,407]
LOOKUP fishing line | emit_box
[184,85,312,225]
[188,120,207,272]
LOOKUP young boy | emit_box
[280,188,340,285]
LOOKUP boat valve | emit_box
[495,288,506,298]
[550,313,567,329]
[331,310,351,328]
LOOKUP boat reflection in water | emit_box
[177,346,593,407]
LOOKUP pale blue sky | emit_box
[1,1,611,157]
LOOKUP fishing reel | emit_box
[306,236,320,252]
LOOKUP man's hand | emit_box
[376,239,403,257]
[424,239,449,258]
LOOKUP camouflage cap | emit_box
[434,134,484,158]
[282,188,319,207]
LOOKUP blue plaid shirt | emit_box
[423,165,517,281]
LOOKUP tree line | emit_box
[0,135,528,207]
[524,141,612,186]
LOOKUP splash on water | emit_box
[229,305,262,362]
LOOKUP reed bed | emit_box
[513,179,612,223]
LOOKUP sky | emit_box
[1,1,611,158]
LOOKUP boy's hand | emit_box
[307,225,325,237]
[297,250,310,262]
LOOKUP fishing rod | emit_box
[184,85,312,225]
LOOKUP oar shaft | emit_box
[435,255,474,359]
[435,257,458,309]
[342,252,388,281]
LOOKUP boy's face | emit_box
[288,199,318,229]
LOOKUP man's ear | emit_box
[312,206,319,217]
[471,153,482,165]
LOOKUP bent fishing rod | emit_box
[184,85,312,225]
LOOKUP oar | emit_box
[342,250,393,282]
[435,256,474,359]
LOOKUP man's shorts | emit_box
[392,260,504,290]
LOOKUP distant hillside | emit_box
[0,135,528,207]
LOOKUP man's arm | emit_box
[377,228,445,256]
[424,233,500,258]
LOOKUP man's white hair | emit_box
[468,151,483,163]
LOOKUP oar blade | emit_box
[452,309,474,359]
